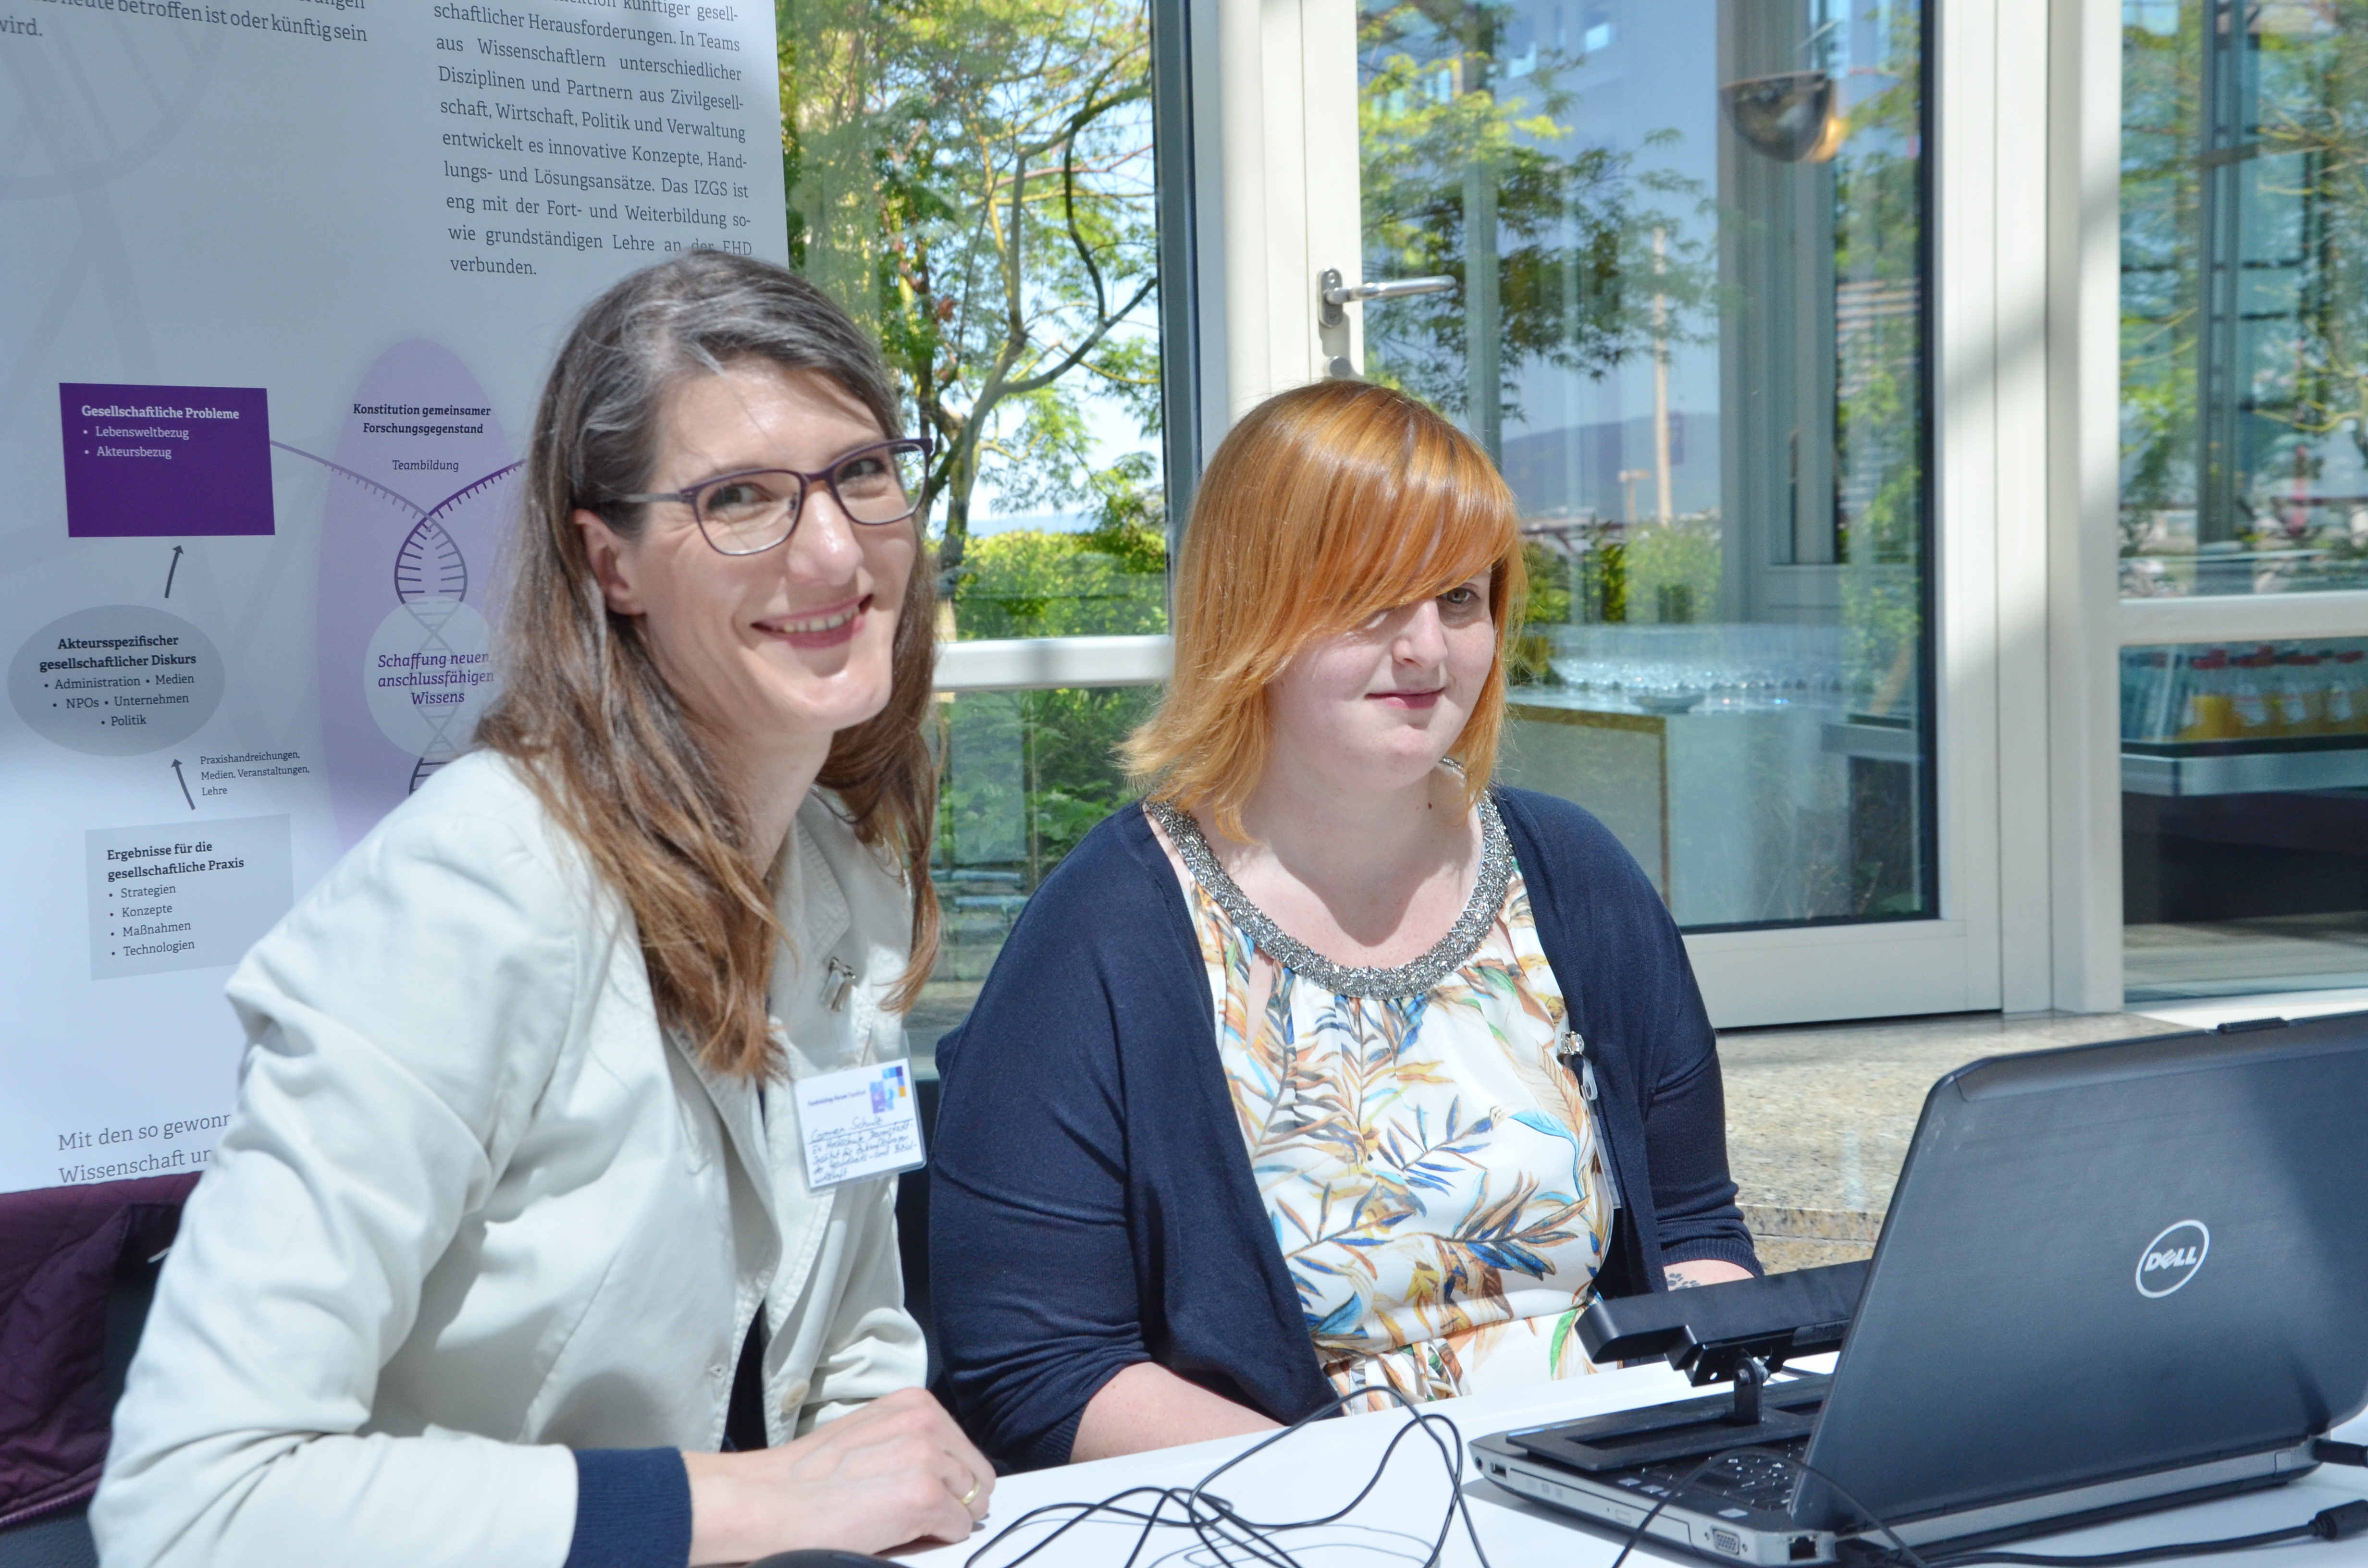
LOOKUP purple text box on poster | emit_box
[60,383,275,538]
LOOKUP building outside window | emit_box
[2120,0,2368,1004]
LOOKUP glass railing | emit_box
[913,682,1163,1055]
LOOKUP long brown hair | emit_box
[477,252,939,1081]
[1123,380,1524,841]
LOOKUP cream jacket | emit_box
[91,751,926,1568]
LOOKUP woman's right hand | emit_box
[683,1386,995,1565]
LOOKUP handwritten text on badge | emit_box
[793,1059,925,1189]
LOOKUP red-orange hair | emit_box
[1124,380,1526,838]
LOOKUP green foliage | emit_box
[2120,0,2368,577]
[954,526,1166,639]
[1517,539,1571,626]
[948,447,1166,636]
[2219,6,2368,453]
[937,685,1160,897]
[1355,10,1716,422]
[779,0,1174,911]
[1506,540,1570,685]
[935,518,1167,900]
[777,0,1162,594]
[1071,449,1169,573]
[2121,8,2199,528]
[1572,532,1625,625]
[1622,518,1720,625]
[1826,12,1926,711]
[1533,517,1720,634]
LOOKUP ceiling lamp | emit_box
[1721,71,1847,163]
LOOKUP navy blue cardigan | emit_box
[929,787,1759,1471]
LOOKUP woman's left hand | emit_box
[682,1386,996,1565]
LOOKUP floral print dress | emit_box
[1149,798,1616,1410]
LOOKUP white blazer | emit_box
[91,750,927,1568]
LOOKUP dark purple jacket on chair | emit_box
[0,1173,197,1531]
[929,787,1761,1471]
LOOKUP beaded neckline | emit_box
[1146,795,1516,999]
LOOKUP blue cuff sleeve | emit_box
[565,1447,692,1568]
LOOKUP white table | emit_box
[903,1363,2368,1568]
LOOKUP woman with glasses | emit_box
[929,380,1758,1472]
[93,254,993,1568]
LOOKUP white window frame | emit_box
[2047,0,2368,1016]
[934,636,1172,691]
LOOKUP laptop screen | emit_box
[1798,1012,2368,1530]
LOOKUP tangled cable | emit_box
[961,1386,1497,1568]
[962,1397,2368,1568]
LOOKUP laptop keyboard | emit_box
[1608,1439,1809,1514]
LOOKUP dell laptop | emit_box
[1474,1011,2368,1564]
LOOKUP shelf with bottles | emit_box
[2121,638,2368,796]
[2122,639,2368,750]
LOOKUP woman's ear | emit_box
[575,509,645,617]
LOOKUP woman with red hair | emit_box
[930,380,1758,1472]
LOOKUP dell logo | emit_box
[2135,1220,2210,1298]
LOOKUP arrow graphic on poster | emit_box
[163,545,183,599]
[270,441,520,540]
[271,441,432,519]
[170,759,194,810]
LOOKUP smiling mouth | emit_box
[759,595,870,644]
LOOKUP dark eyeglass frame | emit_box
[608,435,934,557]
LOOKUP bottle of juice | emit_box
[2230,648,2276,738]
[2277,650,2327,735]
[2177,649,2235,741]
[2330,649,2368,735]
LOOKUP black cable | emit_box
[1195,1387,1496,1568]
[1188,1385,1495,1565]
[1916,1501,2368,1568]
[960,1484,1195,1568]
[960,1384,1497,1568]
[1918,1528,2313,1568]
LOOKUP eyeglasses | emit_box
[610,437,931,556]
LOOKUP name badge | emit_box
[790,1058,925,1189]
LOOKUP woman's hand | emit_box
[1663,1259,1754,1289]
[683,1386,995,1565]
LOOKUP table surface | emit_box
[903,1361,2368,1568]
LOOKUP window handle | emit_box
[1318,267,1457,327]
